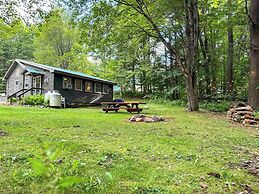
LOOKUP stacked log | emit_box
[227,103,259,128]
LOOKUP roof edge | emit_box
[52,69,116,85]
[17,59,53,72]
[4,59,117,85]
[3,60,25,80]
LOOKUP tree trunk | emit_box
[185,72,199,111]
[119,0,199,110]
[226,0,234,95]
[210,35,217,95]
[199,28,211,96]
[248,0,259,110]
[132,63,136,92]
[184,0,199,111]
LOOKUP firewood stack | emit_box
[227,102,259,128]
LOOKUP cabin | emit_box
[3,59,116,105]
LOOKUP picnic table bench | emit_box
[101,102,146,113]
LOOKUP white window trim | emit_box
[102,84,109,94]
[94,83,102,93]
[75,79,83,91]
[63,76,72,89]
[85,81,92,93]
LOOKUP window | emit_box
[33,76,42,95]
[24,77,29,89]
[63,77,72,89]
[15,80,19,90]
[75,79,82,91]
[102,84,109,94]
[94,83,101,93]
[85,81,92,92]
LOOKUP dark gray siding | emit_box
[53,73,113,104]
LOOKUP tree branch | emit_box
[115,0,188,77]
[124,16,159,39]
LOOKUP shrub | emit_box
[27,140,112,193]
[121,91,145,98]
[200,101,231,112]
[21,95,45,106]
[148,98,187,107]
[9,97,17,103]
[146,95,187,107]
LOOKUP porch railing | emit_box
[8,87,44,100]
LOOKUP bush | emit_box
[9,97,17,103]
[147,96,187,107]
[21,95,45,106]
[121,90,144,98]
[200,101,231,112]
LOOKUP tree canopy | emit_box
[0,0,258,110]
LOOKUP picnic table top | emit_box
[101,102,147,105]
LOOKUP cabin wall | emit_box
[53,73,113,104]
[6,64,24,96]
[40,71,54,94]
[6,63,55,96]
[23,70,54,95]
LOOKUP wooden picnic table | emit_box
[101,102,146,113]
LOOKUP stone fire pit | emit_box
[129,114,165,123]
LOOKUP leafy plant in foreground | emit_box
[28,139,113,193]
[29,140,84,193]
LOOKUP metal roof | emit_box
[16,59,115,84]
[21,66,45,75]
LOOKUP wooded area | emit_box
[0,0,258,110]
[1,1,259,193]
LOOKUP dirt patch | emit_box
[240,155,259,177]
[0,130,8,136]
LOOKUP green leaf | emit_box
[105,172,112,180]
[58,176,84,187]
[29,159,48,176]
[71,160,79,171]
[48,149,60,161]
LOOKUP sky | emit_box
[13,0,53,24]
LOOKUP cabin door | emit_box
[32,75,42,95]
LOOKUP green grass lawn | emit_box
[0,104,258,193]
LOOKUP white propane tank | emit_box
[49,91,61,107]
[44,91,52,104]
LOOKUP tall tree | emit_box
[110,0,200,110]
[184,0,199,110]
[226,0,234,95]
[62,0,250,105]
[0,19,34,91]
[34,9,76,69]
[248,0,259,110]
[33,9,95,74]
